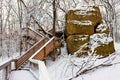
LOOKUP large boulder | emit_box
[65,6,102,36]
[65,6,115,57]
[66,35,89,54]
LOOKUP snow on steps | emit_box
[29,59,50,80]
[27,38,55,80]
[9,70,37,80]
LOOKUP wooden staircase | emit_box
[0,27,62,80]
[22,27,44,48]
[15,27,61,69]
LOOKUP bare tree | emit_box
[0,0,3,57]
[53,0,57,36]
[17,0,23,55]
[98,0,120,39]
[0,0,2,45]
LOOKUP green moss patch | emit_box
[66,35,89,54]
[77,45,90,57]
[66,21,95,35]
[95,41,115,57]
[65,6,102,36]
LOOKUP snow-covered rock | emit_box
[96,23,109,34]
[89,33,113,49]
[66,35,89,55]
[89,33,115,56]
[65,6,102,36]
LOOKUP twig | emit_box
[69,63,112,80]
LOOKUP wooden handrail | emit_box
[16,37,48,69]
[31,37,55,60]
[0,59,17,70]
[0,36,60,80]
[0,59,17,80]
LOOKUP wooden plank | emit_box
[33,49,45,60]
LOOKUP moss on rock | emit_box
[95,41,115,57]
[66,22,94,36]
[65,6,102,36]
[66,35,89,54]
[65,6,115,57]
[77,45,90,57]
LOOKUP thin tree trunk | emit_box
[17,0,23,56]
[53,0,57,36]
[0,0,3,57]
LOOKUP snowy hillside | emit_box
[46,42,120,80]
[4,42,120,80]
[0,0,120,80]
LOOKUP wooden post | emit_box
[58,48,61,55]
[5,66,8,80]
[53,39,56,61]
[43,47,46,64]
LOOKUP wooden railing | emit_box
[0,59,17,80]
[28,37,55,80]
[15,37,48,69]
[32,37,55,60]
[0,27,62,80]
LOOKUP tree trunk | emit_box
[0,0,3,57]
[17,0,23,56]
[53,0,57,36]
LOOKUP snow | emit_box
[9,70,36,80]
[89,33,113,49]
[75,64,120,80]
[0,0,120,80]
[74,35,89,42]
[29,59,50,80]
[74,6,96,15]
[1,41,120,80]
[96,23,108,32]
[114,42,120,51]
[38,61,50,80]
[0,58,12,66]
[67,20,92,26]
[46,42,120,80]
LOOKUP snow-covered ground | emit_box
[78,63,120,80]
[74,42,120,80]
[46,42,120,80]
[0,42,120,80]
[1,41,120,80]
[9,70,36,80]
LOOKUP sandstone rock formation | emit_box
[65,6,115,57]
[65,6,102,36]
